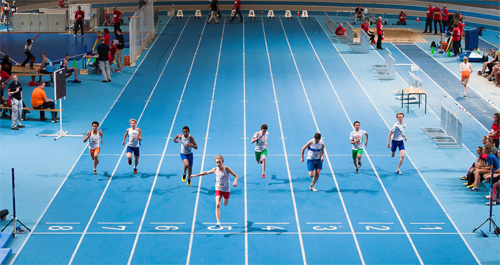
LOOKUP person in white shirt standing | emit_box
[251,124,268,178]
[350,121,368,174]
[387,113,407,175]
[460,56,473,97]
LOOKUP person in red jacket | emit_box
[433,5,442,34]
[335,23,345,35]
[112,6,123,38]
[441,5,449,30]
[376,17,383,50]
[423,3,433,33]
[452,23,461,57]
[396,10,406,25]
[458,18,464,35]
[229,0,242,22]
[74,5,85,37]
[361,19,375,44]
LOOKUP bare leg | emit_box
[94,155,99,170]
[397,150,405,171]
[183,159,189,174]
[215,196,222,225]
[126,152,132,163]
[134,155,139,168]
[261,155,266,175]
[311,169,321,186]
[391,151,395,157]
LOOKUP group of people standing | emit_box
[207,0,243,24]
[423,3,449,34]
[73,6,123,38]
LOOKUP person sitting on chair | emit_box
[354,4,364,24]
[37,53,54,83]
[31,82,58,122]
[335,23,346,36]
[63,54,81,83]
[361,19,375,44]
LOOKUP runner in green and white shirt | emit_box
[350,121,368,174]
[251,124,268,178]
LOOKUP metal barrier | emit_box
[376,53,395,79]
[349,29,370,53]
[372,49,392,70]
[129,0,156,65]
[421,105,462,148]
[345,22,354,43]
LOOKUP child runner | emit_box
[387,112,407,175]
[83,121,103,175]
[301,133,325,192]
[251,124,268,178]
[173,126,198,186]
[460,56,473,97]
[350,121,368,174]
[123,118,142,174]
[191,155,239,227]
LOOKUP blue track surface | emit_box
[2,16,499,265]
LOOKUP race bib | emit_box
[217,181,225,188]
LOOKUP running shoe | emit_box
[358,160,362,168]
[128,158,132,165]
[485,195,491,199]
[262,173,266,179]
[182,173,186,182]
[309,185,318,192]
[467,184,475,188]
[215,222,221,227]
[468,187,479,191]
[187,176,191,186]
[133,168,137,174]
[93,169,97,175]
[396,169,403,175]
[460,176,467,180]
[486,200,497,206]
[355,167,359,174]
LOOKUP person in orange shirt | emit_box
[31,82,58,122]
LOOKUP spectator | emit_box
[37,53,54,83]
[8,74,24,130]
[139,0,146,10]
[74,5,84,37]
[109,41,118,72]
[433,4,442,34]
[112,6,123,38]
[478,49,499,76]
[0,209,8,221]
[487,64,500,82]
[423,3,433,33]
[115,29,124,73]
[353,4,364,24]
[229,0,242,23]
[1,54,12,75]
[461,146,487,187]
[376,16,383,50]
[0,64,11,86]
[63,54,81,83]
[335,23,345,36]
[31,82,58,122]
[9,1,16,14]
[2,1,9,24]
[102,9,112,26]
[58,0,65,8]
[361,19,375,44]
[488,113,500,148]
[470,145,493,191]
[207,0,220,24]
[452,22,461,57]
[441,5,449,30]
[396,11,406,25]
[458,18,464,35]
[21,33,40,69]
[0,64,10,116]
[102,28,110,47]
[95,38,111,83]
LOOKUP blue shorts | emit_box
[126,146,140,156]
[391,140,405,152]
[181,153,193,167]
[66,68,74,74]
[307,159,323,171]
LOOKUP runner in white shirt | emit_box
[387,113,407,175]
[350,121,368,174]
[460,56,473,97]
[191,155,239,227]
[123,118,142,174]
[173,126,198,186]
[251,124,269,178]
[83,121,103,175]
[301,133,325,192]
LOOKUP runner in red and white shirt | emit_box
[74,5,85,37]
[112,6,123,38]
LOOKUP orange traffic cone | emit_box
[416,17,419,22]
[297,11,300,16]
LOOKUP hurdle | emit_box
[375,53,395,79]
[372,49,392,70]
[345,22,355,43]
[421,105,462,148]
[348,29,370,53]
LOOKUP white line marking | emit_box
[45,222,81,225]
[320,17,481,265]
[306,222,342,225]
[10,17,174,265]
[30,231,477,235]
[68,19,177,265]
[202,222,238,225]
[150,222,186,225]
[312,17,422,265]
[410,222,446,225]
[358,222,394,225]
[186,17,226,265]
[254,222,290,225]
[242,19,249,265]
[97,222,134,225]
[264,17,307,265]
[126,17,194,265]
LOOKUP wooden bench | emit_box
[0,106,62,112]
[13,72,53,77]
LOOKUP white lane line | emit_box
[263,17,307,265]
[186,17,227,265]
[68,19,178,265]
[358,222,394,225]
[97,222,134,225]
[150,222,186,225]
[242,19,249,265]
[286,18,365,264]
[45,222,81,225]
[316,16,481,265]
[306,222,342,225]
[311,17,423,265]
[202,222,238,225]
[126,17,196,265]
[254,222,290,225]
[10,17,173,265]
[410,222,446,225]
